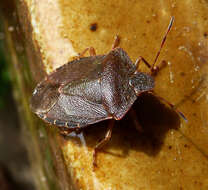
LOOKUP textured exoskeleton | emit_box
[30,48,154,130]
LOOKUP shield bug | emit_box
[30,17,186,167]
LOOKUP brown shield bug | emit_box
[30,17,186,167]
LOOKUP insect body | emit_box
[31,17,184,166]
[31,48,155,125]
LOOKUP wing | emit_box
[40,94,111,129]
[48,55,105,85]
[32,55,111,129]
[31,55,105,115]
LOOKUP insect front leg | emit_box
[134,56,167,76]
[93,120,115,168]
[135,56,151,72]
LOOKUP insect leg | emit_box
[135,56,167,76]
[59,127,75,136]
[93,120,115,167]
[89,47,96,56]
[112,35,120,49]
[148,91,187,122]
[129,109,143,132]
[135,56,151,72]
[78,47,96,58]
[152,60,167,75]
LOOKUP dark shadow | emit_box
[120,92,180,156]
[62,92,181,159]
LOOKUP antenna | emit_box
[151,16,174,71]
[148,91,188,122]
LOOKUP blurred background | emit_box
[0,18,35,190]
